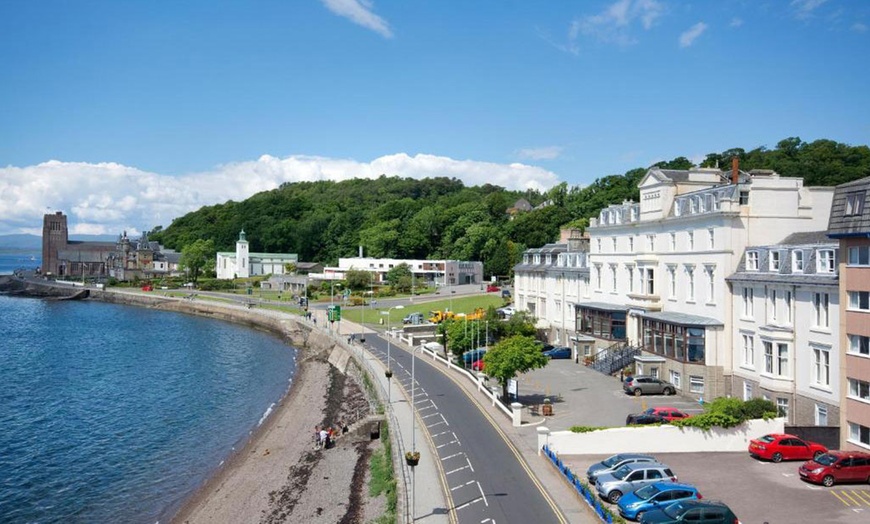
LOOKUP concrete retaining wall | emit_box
[539,417,785,455]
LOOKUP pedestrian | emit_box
[314,425,322,449]
[320,427,329,449]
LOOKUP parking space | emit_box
[564,452,869,523]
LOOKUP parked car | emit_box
[471,359,485,371]
[623,376,676,396]
[798,450,870,487]
[638,499,740,524]
[486,284,500,292]
[543,346,571,359]
[462,348,487,364]
[748,433,827,463]
[496,306,516,319]
[501,289,511,298]
[595,462,677,504]
[402,312,424,325]
[617,481,702,521]
[627,407,690,425]
[587,453,657,483]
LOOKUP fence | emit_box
[542,444,622,523]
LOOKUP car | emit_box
[638,499,740,524]
[543,347,571,359]
[536,342,555,352]
[798,450,870,487]
[496,306,516,319]
[471,359,485,371]
[617,481,703,521]
[586,453,657,483]
[402,312,424,325]
[501,289,511,298]
[595,462,677,504]
[623,376,676,396]
[462,348,487,364]
[486,284,500,292]
[627,407,690,425]
[747,433,827,463]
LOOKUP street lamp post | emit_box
[410,343,423,522]
[381,304,404,405]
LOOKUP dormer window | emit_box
[698,196,706,213]
[792,250,804,272]
[534,254,540,264]
[674,199,683,217]
[747,251,759,271]
[817,249,836,273]
[846,192,866,216]
[523,255,529,264]
[770,251,781,271]
[690,198,698,214]
[739,190,750,205]
[545,254,551,265]
[630,206,639,221]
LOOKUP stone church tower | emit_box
[42,211,69,276]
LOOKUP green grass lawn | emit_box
[338,294,506,326]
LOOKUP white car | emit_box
[496,306,516,319]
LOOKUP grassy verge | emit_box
[368,422,397,524]
[340,294,506,325]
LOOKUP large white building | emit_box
[726,232,840,426]
[215,230,299,280]
[324,256,483,286]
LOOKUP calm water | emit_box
[0,251,41,275]
[0,294,297,523]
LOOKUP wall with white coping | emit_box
[538,417,785,455]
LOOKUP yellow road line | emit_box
[839,489,862,506]
[831,490,852,506]
[849,490,870,506]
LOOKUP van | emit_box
[402,312,424,325]
[799,450,870,487]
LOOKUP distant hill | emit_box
[0,234,118,250]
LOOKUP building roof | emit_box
[639,310,723,327]
[827,176,870,238]
[780,231,832,245]
[726,271,838,287]
[577,301,628,312]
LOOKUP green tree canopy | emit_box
[483,335,549,400]
[385,263,413,293]
[179,239,216,283]
[345,268,373,291]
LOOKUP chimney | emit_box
[731,157,739,185]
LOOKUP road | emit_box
[363,332,565,524]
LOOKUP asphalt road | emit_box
[363,333,565,524]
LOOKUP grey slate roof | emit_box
[577,301,628,312]
[639,310,723,327]
[725,271,838,287]
[657,169,691,183]
[780,231,832,245]
[827,176,870,237]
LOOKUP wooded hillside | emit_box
[150,137,870,277]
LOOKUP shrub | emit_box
[740,398,778,420]
[569,426,609,433]
[673,396,778,430]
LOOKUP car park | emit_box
[747,433,827,463]
[586,453,658,483]
[617,481,702,521]
[623,376,676,396]
[595,462,677,503]
[798,450,870,486]
[638,499,740,524]
[543,346,571,359]
[626,407,689,425]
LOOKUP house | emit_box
[324,256,483,287]
[215,230,299,279]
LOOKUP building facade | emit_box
[827,176,870,451]
[726,232,840,426]
[582,165,834,401]
[328,257,483,287]
[215,230,299,280]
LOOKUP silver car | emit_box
[595,462,677,503]
[623,375,676,396]
[586,453,657,483]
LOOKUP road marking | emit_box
[849,490,870,506]
[431,430,453,438]
[451,480,477,491]
[427,419,448,429]
[842,490,864,506]
[454,495,485,511]
[446,464,473,475]
[436,439,461,449]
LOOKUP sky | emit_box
[1,0,868,237]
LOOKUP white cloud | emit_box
[791,0,828,19]
[571,0,664,48]
[852,22,868,33]
[0,154,560,236]
[320,0,392,38]
[679,22,708,48]
[516,146,563,160]
[730,17,743,28]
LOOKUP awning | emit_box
[639,310,723,327]
[576,301,628,312]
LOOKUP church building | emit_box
[215,230,299,279]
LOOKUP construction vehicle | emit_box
[465,307,486,321]
[428,310,456,324]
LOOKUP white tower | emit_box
[236,230,250,278]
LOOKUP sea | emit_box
[0,251,298,523]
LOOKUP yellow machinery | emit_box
[428,310,456,323]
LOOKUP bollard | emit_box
[510,402,523,427]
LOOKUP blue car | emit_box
[617,482,702,521]
[462,348,487,364]
[543,346,571,359]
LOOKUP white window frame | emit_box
[812,346,831,388]
[670,232,676,251]
[647,234,656,252]
[784,290,792,325]
[817,249,835,273]
[777,343,790,377]
[688,231,694,251]
[689,376,704,394]
[708,228,714,250]
[793,250,804,272]
[643,267,655,295]
[770,251,781,271]
[610,264,618,293]
[667,265,677,299]
[744,381,753,401]
[685,265,695,302]
[768,288,778,323]
[816,404,828,426]
[743,287,754,318]
[777,398,790,419]
[705,265,715,304]
[848,422,870,447]
[814,292,830,329]
[763,341,774,374]
[627,265,635,294]
[849,378,870,401]
[742,334,755,368]
[669,370,682,390]
[747,251,759,270]
[845,192,866,216]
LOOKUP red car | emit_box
[486,285,500,292]
[799,450,870,487]
[646,406,690,422]
[471,359,485,371]
[748,433,827,463]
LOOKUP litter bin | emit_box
[370,421,381,440]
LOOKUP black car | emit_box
[626,413,664,425]
[639,499,740,523]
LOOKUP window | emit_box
[594,264,602,290]
[848,423,870,447]
[698,195,706,213]
[764,341,774,374]
[742,334,755,367]
[643,268,655,295]
[746,251,758,270]
[784,291,792,324]
[739,190,750,205]
[641,319,705,362]
[668,265,676,298]
[610,264,618,292]
[793,250,804,271]
[630,206,639,221]
[690,197,698,214]
[845,191,866,216]
[743,287,754,317]
[770,251,781,271]
[688,231,694,251]
[768,289,778,323]
[675,199,683,216]
[849,378,870,401]
[705,266,715,303]
[744,381,753,401]
[685,265,695,301]
[777,343,789,377]
[816,405,828,426]
[817,249,835,273]
[670,370,682,390]
[579,307,627,340]
[670,232,676,251]
[596,239,601,253]
[629,236,634,252]
[627,266,634,293]
[849,334,870,356]
[813,347,830,387]
[814,293,830,328]
[689,376,704,394]
[849,246,870,266]
[708,229,714,249]
[849,291,870,311]
[777,398,790,418]
[647,234,656,252]
[612,237,617,252]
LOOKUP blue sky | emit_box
[1,0,868,236]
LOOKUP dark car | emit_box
[638,499,740,523]
[623,376,676,396]
[748,433,827,463]
[586,453,658,483]
[543,346,571,359]
[799,450,870,487]
[617,481,702,521]
[627,407,690,425]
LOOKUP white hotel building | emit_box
[517,164,834,402]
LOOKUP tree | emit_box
[345,268,373,291]
[284,262,297,274]
[482,335,549,401]
[385,263,413,293]
[179,239,216,283]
